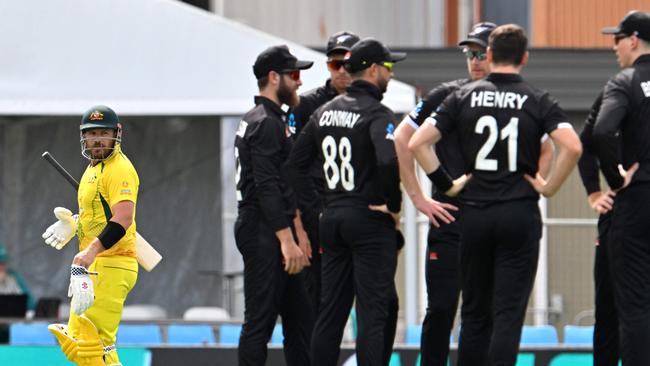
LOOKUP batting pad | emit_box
[49,315,106,365]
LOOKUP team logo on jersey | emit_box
[87,175,97,184]
[429,251,438,260]
[641,81,650,97]
[287,112,297,135]
[89,111,104,121]
[408,101,423,120]
[122,181,129,187]
[385,123,395,140]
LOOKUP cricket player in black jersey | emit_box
[234,45,314,366]
[577,91,621,366]
[288,31,360,316]
[394,22,494,366]
[409,24,581,366]
[593,10,650,365]
[395,22,554,365]
[288,38,405,366]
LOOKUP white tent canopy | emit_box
[0,0,415,116]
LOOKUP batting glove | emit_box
[69,265,97,315]
[43,207,78,250]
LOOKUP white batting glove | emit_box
[42,207,78,250]
[68,265,97,315]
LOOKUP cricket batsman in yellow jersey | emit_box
[42,105,139,366]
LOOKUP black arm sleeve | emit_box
[287,116,320,210]
[577,92,603,195]
[593,77,629,189]
[249,118,291,231]
[370,110,402,213]
[408,84,455,127]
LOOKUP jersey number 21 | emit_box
[475,115,519,172]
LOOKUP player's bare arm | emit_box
[408,121,468,197]
[394,118,457,227]
[525,127,582,197]
[72,200,134,268]
[538,137,554,179]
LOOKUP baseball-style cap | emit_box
[458,22,497,48]
[252,45,313,80]
[80,105,120,131]
[326,31,361,56]
[602,10,650,41]
[344,38,407,73]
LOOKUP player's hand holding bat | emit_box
[42,207,78,250]
[69,264,97,315]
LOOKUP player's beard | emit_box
[278,77,299,107]
[88,140,115,160]
[377,74,389,94]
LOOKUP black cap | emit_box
[458,22,497,48]
[602,10,650,41]
[252,45,313,80]
[80,105,120,131]
[344,38,407,73]
[326,31,360,56]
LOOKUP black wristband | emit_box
[427,166,453,193]
[97,221,126,249]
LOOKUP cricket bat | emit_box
[42,151,162,272]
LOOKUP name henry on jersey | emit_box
[470,91,528,110]
[319,110,361,128]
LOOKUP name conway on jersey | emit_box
[290,80,401,212]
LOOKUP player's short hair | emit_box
[488,24,528,66]
[257,76,270,89]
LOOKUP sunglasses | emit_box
[327,59,347,71]
[463,49,487,61]
[280,70,301,81]
[379,61,394,71]
[614,33,632,45]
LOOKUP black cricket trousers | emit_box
[421,216,461,366]
[311,205,398,366]
[456,199,541,366]
[593,213,619,366]
[608,182,650,366]
[235,209,314,366]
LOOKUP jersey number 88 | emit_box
[322,135,355,191]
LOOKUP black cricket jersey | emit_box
[289,80,402,213]
[235,96,296,231]
[287,80,339,210]
[406,79,470,202]
[431,73,571,205]
[593,54,650,190]
[578,91,605,195]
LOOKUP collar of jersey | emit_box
[634,53,650,66]
[486,73,523,83]
[254,96,286,118]
[347,80,383,101]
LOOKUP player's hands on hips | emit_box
[445,174,470,197]
[618,162,639,191]
[280,238,308,275]
[42,207,78,250]
[524,173,554,197]
[68,264,97,315]
[588,191,616,215]
[412,195,458,228]
[368,204,400,229]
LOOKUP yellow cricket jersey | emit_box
[77,145,139,258]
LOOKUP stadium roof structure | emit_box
[0,0,416,116]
